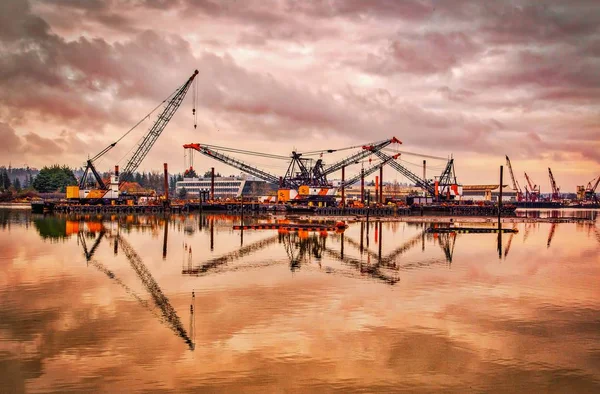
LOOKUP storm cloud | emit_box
[0,0,598,189]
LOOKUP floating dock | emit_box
[426,227,518,234]
[233,223,347,232]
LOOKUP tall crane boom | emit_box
[524,172,539,202]
[313,137,401,184]
[548,168,560,200]
[78,69,198,198]
[524,172,536,191]
[505,155,523,201]
[183,144,280,184]
[590,177,600,193]
[122,70,199,179]
[340,154,400,188]
[373,150,435,196]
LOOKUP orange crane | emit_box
[548,168,560,201]
[505,155,523,201]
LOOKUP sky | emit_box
[0,0,599,192]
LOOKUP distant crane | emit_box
[548,168,560,201]
[505,156,523,201]
[585,176,600,202]
[524,172,540,202]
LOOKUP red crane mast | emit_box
[548,168,560,201]
[505,155,523,201]
[524,172,539,202]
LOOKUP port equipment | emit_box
[372,150,460,200]
[77,69,199,201]
[339,154,400,189]
[548,168,560,201]
[183,143,283,185]
[505,155,523,201]
[524,172,540,202]
[305,137,402,187]
[185,137,401,189]
[584,176,600,201]
[436,159,459,200]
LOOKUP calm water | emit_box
[1,209,599,393]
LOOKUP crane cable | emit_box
[195,143,290,160]
[192,79,198,129]
[113,87,181,167]
[300,142,372,156]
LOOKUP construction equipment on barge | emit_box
[73,69,199,203]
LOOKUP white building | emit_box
[176,176,276,199]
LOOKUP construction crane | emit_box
[309,137,402,186]
[505,155,523,201]
[436,159,459,200]
[183,143,281,185]
[339,154,400,189]
[524,172,540,202]
[372,150,439,197]
[77,69,199,201]
[548,168,560,201]
[585,176,600,201]
[185,138,400,188]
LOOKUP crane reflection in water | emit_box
[31,211,600,352]
[76,220,194,350]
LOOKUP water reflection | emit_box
[74,219,193,350]
[2,209,600,393]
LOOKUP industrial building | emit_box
[462,185,517,201]
[176,176,276,199]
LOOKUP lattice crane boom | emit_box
[340,154,400,188]
[591,176,600,193]
[548,168,560,200]
[79,70,198,190]
[121,70,199,179]
[373,150,435,195]
[314,137,401,184]
[183,144,280,184]
[505,156,520,192]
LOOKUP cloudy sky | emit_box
[1,0,599,191]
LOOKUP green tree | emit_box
[178,187,188,199]
[203,170,221,178]
[184,168,198,178]
[32,165,77,193]
[1,169,10,191]
[13,177,21,192]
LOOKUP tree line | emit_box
[1,163,227,198]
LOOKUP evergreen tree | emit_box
[1,169,10,191]
[178,187,188,199]
[13,178,21,192]
[32,165,77,193]
[203,170,221,178]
